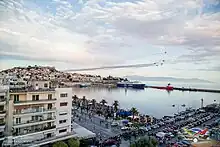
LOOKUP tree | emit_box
[113,100,119,113]
[130,136,158,147]
[68,138,80,147]
[72,95,78,104]
[52,141,68,147]
[91,99,96,109]
[130,107,138,121]
[100,99,107,106]
[81,96,87,109]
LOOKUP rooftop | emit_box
[9,87,55,93]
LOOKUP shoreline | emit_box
[70,83,220,93]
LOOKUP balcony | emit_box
[0,97,6,105]
[0,134,5,141]
[10,87,55,93]
[0,122,5,129]
[0,110,6,117]
[14,98,57,106]
[13,125,56,136]
[14,108,56,116]
[13,117,56,128]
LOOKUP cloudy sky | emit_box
[0,0,220,82]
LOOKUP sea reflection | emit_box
[72,87,220,118]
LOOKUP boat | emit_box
[79,83,91,88]
[117,81,145,89]
[151,83,173,91]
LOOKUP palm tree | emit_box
[100,99,107,116]
[91,99,96,108]
[72,95,78,105]
[100,99,107,106]
[130,107,138,121]
[113,100,119,112]
[81,96,87,109]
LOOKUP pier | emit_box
[146,86,220,93]
[173,87,220,93]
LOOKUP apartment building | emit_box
[0,86,8,144]
[3,80,75,146]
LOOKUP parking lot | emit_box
[72,106,220,147]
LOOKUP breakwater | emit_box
[146,85,220,93]
[173,87,220,93]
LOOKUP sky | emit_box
[0,0,220,82]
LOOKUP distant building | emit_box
[0,86,8,144]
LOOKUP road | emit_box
[72,109,121,141]
[72,108,219,147]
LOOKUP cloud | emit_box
[0,0,220,78]
[197,65,220,71]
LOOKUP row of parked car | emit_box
[186,113,216,129]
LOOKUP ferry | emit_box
[117,81,145,89]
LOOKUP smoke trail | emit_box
[63,51,167,72]
[64,63,157,72]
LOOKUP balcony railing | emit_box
[14,98,57,104]
[10,87,55,93]
[0,110,6,114]
[13,125,56,136]
[0,98,5,102]
[14,108,56,115]
[0,122,5,126]
[0,134,4,138]
[14,117,56,126]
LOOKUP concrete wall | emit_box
[55,88,72,137]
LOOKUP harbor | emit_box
[71,85,220,146]
[71,94,220,147]
[72,86,220,118]
[146,85,220,93]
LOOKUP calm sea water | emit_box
[72,83,220,118]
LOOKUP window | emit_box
[32,95,39,101]
[59,119,67,124]
[16,118,21,124]
[60,93,68,97]
[15,128,20,134]
[59,129,67,133]
[60,102,68,107]
[0,118,4,123]
[0,106,4,111]
[48,104,52,110]
[59,112,67,116]
[14,95,19,102]
[15,109,21,114]
[44,83,48,88]
[48,94,52,100]
[0,96,4,101]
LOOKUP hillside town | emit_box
[0,66,127,88]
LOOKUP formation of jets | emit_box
[64,50,167,72]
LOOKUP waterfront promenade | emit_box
[72,95,220,146]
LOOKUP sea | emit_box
[72,81,220,118]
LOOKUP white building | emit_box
[0,86,8,144]
[55,88,72,138]
[3,81,76,147]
